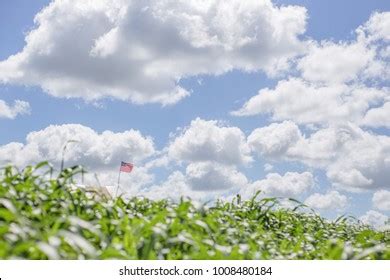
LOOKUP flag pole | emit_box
[115,168,121,198]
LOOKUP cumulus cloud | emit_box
[139,163,248,201]
[362,102,390,128]
[0,123,155,169]
[297,41,374,84]
[165,118,251,195]
[321,127,390,191]
[232,78,387,126]
[0,99,31,119]
[248,121,301,158]
[185,162,247,191]
[168,118,251,165]
[297,12,390,85]
[233,12,390,128]
[241,171,314,199]
[136,171,196,201]
[0,124,157,190]
[360,210,389,230]
[309,125,389,191]
[263,163,273,172]
[248,122,390,191]
[0,0,307,105]
[297,11,390,85]
[360,12,390,42]
[304,191,348,211]
[372,190,390,211]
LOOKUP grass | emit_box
[0,162,389,260]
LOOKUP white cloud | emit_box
[0,0,307,105]
[0,121,255,197]
[150,118,251,198]
[169,118,252,165]
[360,210,389,230]
[248,122,390,191]
[0,99,31,119]
[299,125,390,191]
[233,12,389,128]
[298,12,390,84]
[362,102,390,128]
[359,12,390,42]
[297,41,374,84]
[136,171,196,201]
[0,124,157,191]
[322,127,390,191]
[264,163,273,172]
[0,124,155,169]
[232,78,387,126]
[241,171,314,199]
[248,121,301,158]
[139,163,247,201]
[185,162,247,191]
[372,190,390,211]
[304,191,348,211]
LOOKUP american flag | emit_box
[120,161,133,173]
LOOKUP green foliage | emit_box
[0,162,389,260]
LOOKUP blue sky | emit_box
[0,0,389,227]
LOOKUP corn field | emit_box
[0,163,389,260]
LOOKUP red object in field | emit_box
[120,161,133,173]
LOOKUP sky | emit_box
[0,0,389,229]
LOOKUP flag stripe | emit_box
[120,161,133,173]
